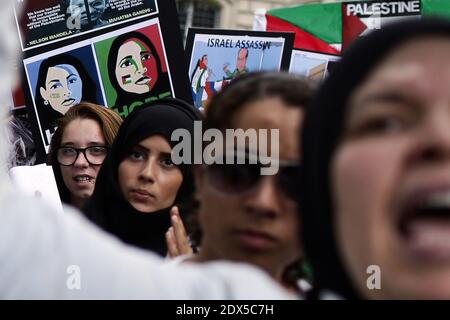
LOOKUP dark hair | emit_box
[35,54,98,113]
[191,72,315,283]
[301,18,450,299]
[82,98,202,255]
[107,31,164,108]
[48,102,122,204]
[204,71,314,131]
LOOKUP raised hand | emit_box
[166,206,193,258]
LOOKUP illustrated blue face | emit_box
[39,63,83,114]
[59,64,83,104]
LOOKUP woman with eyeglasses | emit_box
[166,72,314,294]
[82,98,201,256]
[48,102,123,209]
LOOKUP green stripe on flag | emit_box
[422,0,450,19]
[268,2,342,44]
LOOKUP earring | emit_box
[44,100,49,105]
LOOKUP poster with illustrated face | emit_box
[289,49,340,82]
[17,0,190,161]
[24,44,105,149]
[94,19,172,117]
[185,28,294,110]
[14,0,158,51]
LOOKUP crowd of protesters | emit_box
[1,7,450,300]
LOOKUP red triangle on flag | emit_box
[342,4,368,51]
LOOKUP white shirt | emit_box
[0,190,295,300]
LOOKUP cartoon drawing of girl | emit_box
[107,31,171,113]
[35,54,98,145]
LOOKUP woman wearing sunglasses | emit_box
[48,102,123,209]
[83,98,201,256]
[167,72,314,294]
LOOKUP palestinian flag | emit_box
[254,0,450,56]
[422,0,450,18]
[342,0,450,51]
[342,1,422,50]
[255,2,342,54]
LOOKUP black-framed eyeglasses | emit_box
[56,146,109,166]
[205,153,302,201]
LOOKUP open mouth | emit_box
[73,174,95,184]
[135,76,150,85]
[398,189,450,262]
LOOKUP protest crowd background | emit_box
[1,0,450,302]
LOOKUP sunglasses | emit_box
[205,157,301,201]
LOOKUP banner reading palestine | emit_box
[342,0,421,50]
[254,0,450,55]
[254,2,342,54]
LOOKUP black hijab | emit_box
[300,18,450,299]
[83,98,202,256]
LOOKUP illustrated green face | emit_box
[115,38,158,94]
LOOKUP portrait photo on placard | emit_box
[14,0,159,51]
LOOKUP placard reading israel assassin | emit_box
[342,0,421,50]
[185,28,294,111]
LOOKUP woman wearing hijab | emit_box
[1,2,293,300]
[83,98,201,256]
[301,18,450,299]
